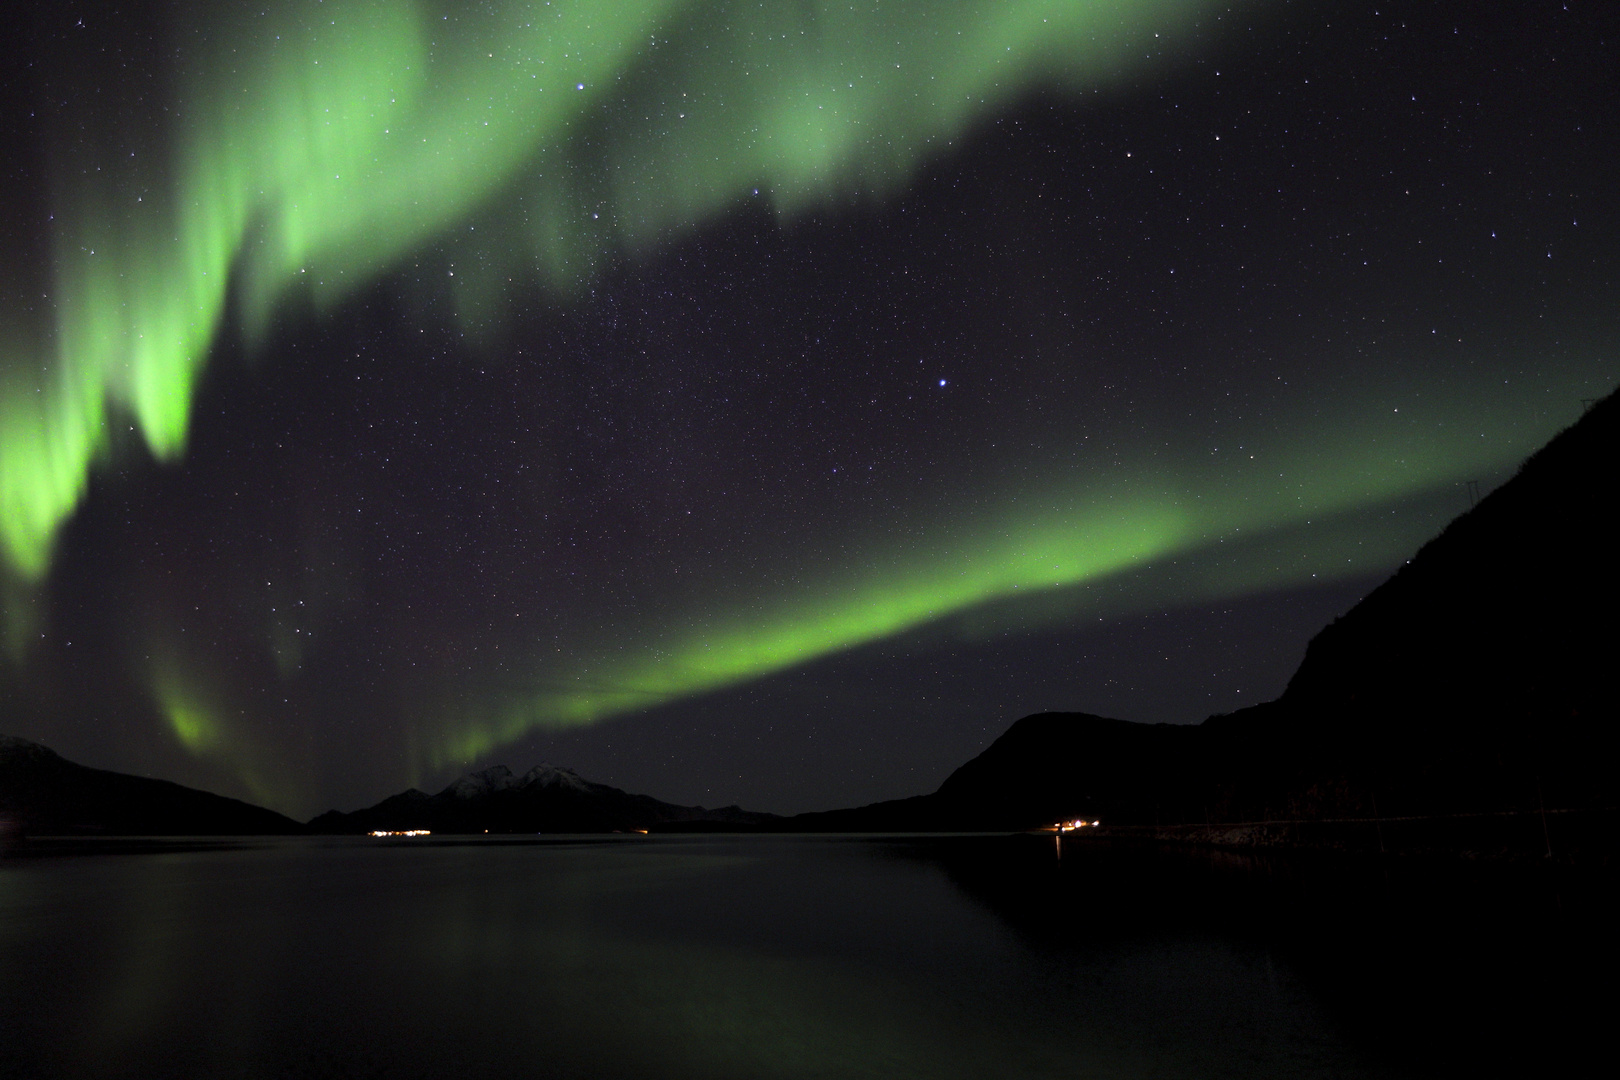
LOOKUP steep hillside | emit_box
[793,391,1617,842]
[1257,391,1619,815]
[0,735,303,836]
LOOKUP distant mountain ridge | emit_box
[0,734,302,836]
[0,737,780,838]
[793,390,1619,846]
[308,762,780,834]
[6,391,1614,849]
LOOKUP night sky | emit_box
[1,1,1614,820]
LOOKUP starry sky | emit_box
[1,0,1615,820]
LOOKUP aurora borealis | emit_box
[2,0,1616,818]
[2,0,1239,580]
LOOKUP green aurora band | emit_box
[142,366,1588,797]
[2,1,1609,794]
[423,386,1566,766]
[2,0,1243,580]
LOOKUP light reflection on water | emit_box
[0,835,1608,1079]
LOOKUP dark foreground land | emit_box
[0,734,302,839]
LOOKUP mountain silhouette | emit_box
[5,392,1612,850]
[0,734,302,837]
[791,390,1618,846]
[308,763,779,834]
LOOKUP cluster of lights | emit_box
[367,829,431,837]
[1056,820,1100,832]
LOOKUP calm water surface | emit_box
[0,835,1608,1079]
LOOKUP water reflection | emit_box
[0,836,1609,1079]
[921,835,1614,1079]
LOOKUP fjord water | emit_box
[0,836,1607,1079]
